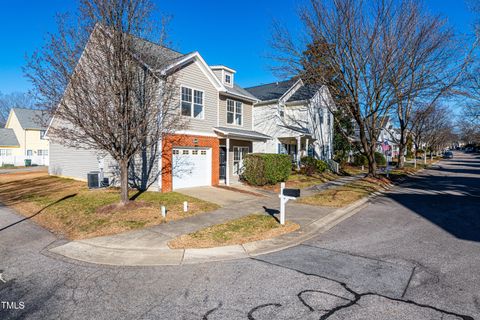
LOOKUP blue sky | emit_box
[0,0,476,94]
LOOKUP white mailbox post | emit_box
[278,182,300,225]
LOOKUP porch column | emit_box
[226,137,230,186]
[296,136,301,169]
[305,138,309,157]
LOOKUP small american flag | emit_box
[381,140,390,152]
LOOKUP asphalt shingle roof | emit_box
[0,128,19,147]
[130,36,185,70]
[287,83,322,102]
[13,108,49,130]
[245,79,297,101]
[213,127,271,140]
[225,84,258,101]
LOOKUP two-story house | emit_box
[48,34,270,191]
[246,79,335,167]
[0,108,49,166]
[47,29,336,191]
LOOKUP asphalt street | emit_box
[0,152,479,319]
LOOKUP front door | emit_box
[219,146,227,180]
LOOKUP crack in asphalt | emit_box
[401,266,416,298]
[201,257,474,320]
[202,302,223,320]
[297,289,352,312]
[247,303,282,320]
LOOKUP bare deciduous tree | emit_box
[25,0,182,204]
[386,1,467,168]
[271,0,465,176]
[0,91,35,127]
[411,104,454,163]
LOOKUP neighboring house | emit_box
[1,108,49,166]
[377,116,400,158]
[0,128,20,163]
[245,79,335,166]
[47,31,334,192]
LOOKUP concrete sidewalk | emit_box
[49,174,367,266]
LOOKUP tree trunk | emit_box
[367,153,377,177]
[365,146,377,177]
[397,144,405,169]
[119,159,129,204]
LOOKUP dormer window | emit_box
[225,74,231,84]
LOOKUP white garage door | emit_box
[172,147,212,190]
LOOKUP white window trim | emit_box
[222,70,234,87]
[233,146,249,176]
[180,85,205,120]
[226,99,243,127]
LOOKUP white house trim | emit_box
[160,52,226,92]
[174,130,218,137]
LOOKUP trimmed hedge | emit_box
[353,152,386,166]
[353,154,368,166]
[242,153,291,186]
[316,159,328,172]
[300,156,328,176]
[374,152,386,166]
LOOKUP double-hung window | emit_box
[0,149,12,156]
[233,147,249,175]
[181,87,204,119]
[227,99,242,126]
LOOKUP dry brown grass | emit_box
[258,172,339,193]
[0,169,219,239]
[168,214,300,249]
[298,177,390,208]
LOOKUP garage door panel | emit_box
[172,148,211,189]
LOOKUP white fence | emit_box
[0,155,49,167]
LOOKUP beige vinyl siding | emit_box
[218,95,253,130]
[49,142,100,181]
[212,69,222,82]
[173,61,218,133]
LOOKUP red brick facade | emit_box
[161,134,220,192]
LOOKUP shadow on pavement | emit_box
[385,154,480,242]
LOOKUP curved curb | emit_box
[48,196,372,267]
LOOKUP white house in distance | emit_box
[47,30,335,191]
[246,79,335,166]
[377,116,400,159]
[0,108,49,166]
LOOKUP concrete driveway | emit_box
[174,185,260,206]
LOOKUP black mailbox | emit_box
[283,188,300,198]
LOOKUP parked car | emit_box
[443,151,453,159]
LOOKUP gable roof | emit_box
[11,108,49,130]
[0,128,19,147]
[287,83,323,102]
[225,84,258,101]
[245,79,298,101]
[130,36,185,70]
